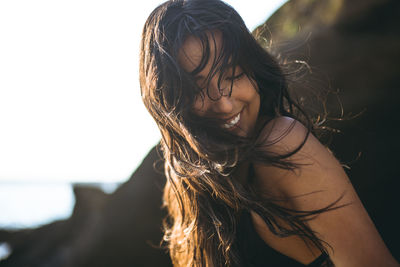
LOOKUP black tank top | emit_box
[235,211,332,267]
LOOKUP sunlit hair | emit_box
[140,0,337,266]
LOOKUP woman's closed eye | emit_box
[224,72,245,82]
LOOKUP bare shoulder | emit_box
[257,116,307,144]
[253,116,337,201]
[256,116,318,160]
[251,116,399,266]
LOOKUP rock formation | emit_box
[0,147,172,267]
[254,0,400,260]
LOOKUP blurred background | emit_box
[1,0,399,266]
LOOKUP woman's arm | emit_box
[252,116,399,267]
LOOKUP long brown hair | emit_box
[139,0,338,266]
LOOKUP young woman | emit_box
[139,0,399,266]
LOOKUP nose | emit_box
[193,91,234,116]
[208,95,233,114]
[192,77,234,116]
[193,93,233,116]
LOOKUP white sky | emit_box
[0,0,287,183]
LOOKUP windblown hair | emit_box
[139,0,336,266]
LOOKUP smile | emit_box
[222,112,241,129]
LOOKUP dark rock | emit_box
[0,146,171,267]
[255,0,400,261]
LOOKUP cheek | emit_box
[244,82,261,119]
[248,79,260,105]
[238,80,260,104]
[192,95,207,116]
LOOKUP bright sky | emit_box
[0,0,287,184]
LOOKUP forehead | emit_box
[178,32,223,73]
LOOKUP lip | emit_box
[221,109,242,121]
[221,109,243,130]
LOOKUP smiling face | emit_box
[178,33,260,137]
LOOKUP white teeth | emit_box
[223,113,240,129]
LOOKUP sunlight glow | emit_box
[0,0,287,184]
